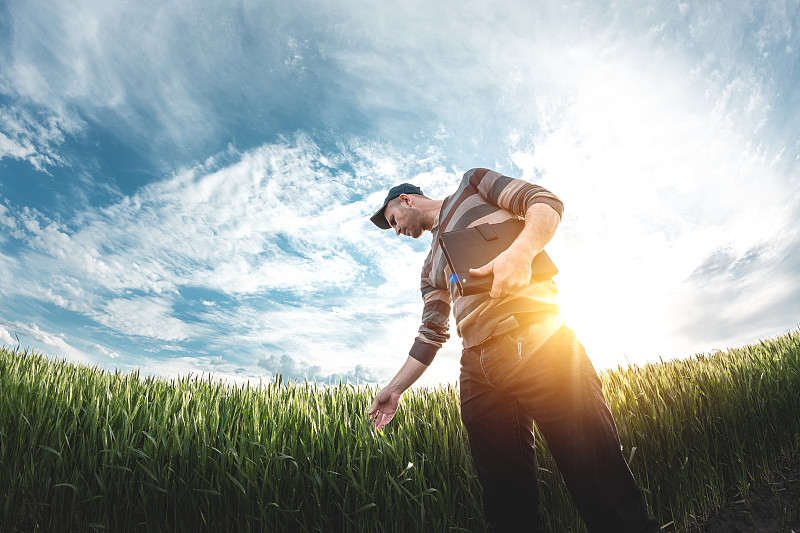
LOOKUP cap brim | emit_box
[370,204,392,229]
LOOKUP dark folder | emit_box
[438,218,558,297]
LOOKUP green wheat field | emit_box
[1,330,799,532]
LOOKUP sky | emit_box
[1,0,798,389]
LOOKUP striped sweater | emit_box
[409,168,565,365]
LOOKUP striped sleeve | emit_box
[468,168,564,218]
[409,258,451,365]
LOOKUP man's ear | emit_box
[398,194,412,206]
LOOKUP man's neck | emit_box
[423,199,445,231]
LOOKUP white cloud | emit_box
[93,297,192,342]
[0,132,32,159]
[0,327,15,345]
[259,353,379,385]
[24,322,69,349]
[0,204,23,240]
[285,38,307,77]
[0,106,69,171]
[0,321,90,364]
[88,343,119,359]
[109,353,251,385]
[124,135,390,295]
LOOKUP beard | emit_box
[408,226,425,238]
[404,209,427,238]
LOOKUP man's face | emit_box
[384,195,426,238]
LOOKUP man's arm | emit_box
[368,356,428,430]
[469,202,561,298]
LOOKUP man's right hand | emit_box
[368,387,402,430]
[367,355,429,430]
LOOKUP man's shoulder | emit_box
[463,167,495,180]
[462,167,515,189]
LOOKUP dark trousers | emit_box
[459,321,660,533]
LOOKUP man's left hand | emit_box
[469,245,532,299]
[469,204,560,298]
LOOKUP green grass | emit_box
[1,330,799,532]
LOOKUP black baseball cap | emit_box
[369,183,424,229]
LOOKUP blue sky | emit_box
[1,0,798,388]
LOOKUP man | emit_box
[367,168,660,532]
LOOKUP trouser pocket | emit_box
[479,333,524,388]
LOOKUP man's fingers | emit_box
[369,389,399,430]
[368,399,379,418]
[369,406,380,426]
[372,410,387,430]
[489,281,502,299]
[369,402,393,429]
[368,394,388,426]
[469,261,493,277]
[375,411,393,430]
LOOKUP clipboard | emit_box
[438,218,558,296]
